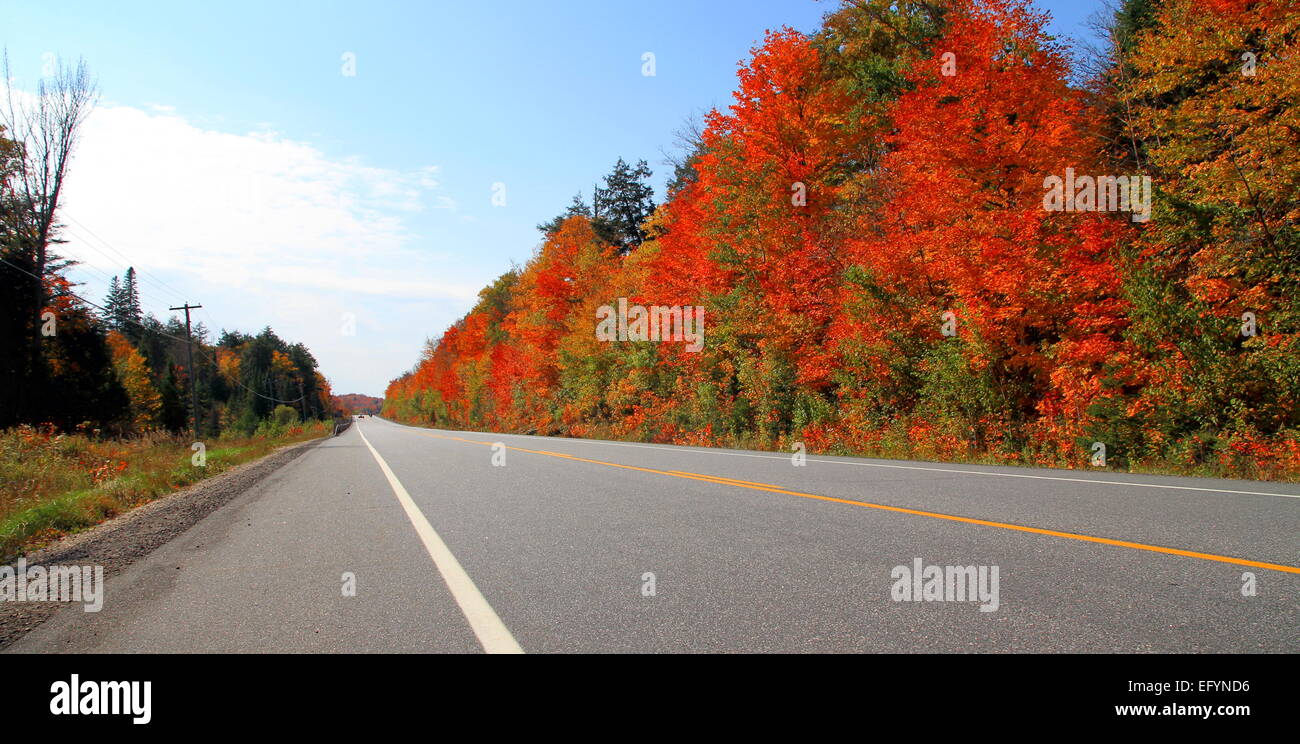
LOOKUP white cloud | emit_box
[45,100,477,395]
[60,103,467,292]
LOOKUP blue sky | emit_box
[1,0,1107,396]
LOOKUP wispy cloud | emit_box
[59,102,467,295]
[46,100,477,394]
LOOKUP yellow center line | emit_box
[414,430,1300,576]
[669,470,784,488]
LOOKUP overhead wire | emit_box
[0,254,306,404]
[60,213,192,306]
[58,215,230,345]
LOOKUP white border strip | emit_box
[411,425,1300,500]
[358,427,523,654]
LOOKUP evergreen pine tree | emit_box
[592,158,655,253]
[121,267,143,341]
[537,193,592,236]
[103,275,124,331]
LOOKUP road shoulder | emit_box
[0,436,328,650]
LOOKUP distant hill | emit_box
[334,393,383,415]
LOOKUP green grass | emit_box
[0,422,332,562]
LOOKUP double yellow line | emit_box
[417,431,1300,576]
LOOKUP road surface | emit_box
[8,417,1300,653]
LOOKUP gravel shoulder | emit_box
[0,436,327,650]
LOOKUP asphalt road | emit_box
[8,417,1300,653]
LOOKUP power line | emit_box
[36,238,208,345]
[57,216,229,341]
[60,214,192,305]
[170,302,203,441]
[0,253,188,346]
[57,225,193,319]
[55,237,172,312]
[56,238,184,319]
[0,254,307,405]
[48,243,120,288]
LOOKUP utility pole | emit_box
[297,378,307,422]
[169,303,203,442]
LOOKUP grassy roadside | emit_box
[0,421,335,562]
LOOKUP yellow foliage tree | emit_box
[106,331,162,431]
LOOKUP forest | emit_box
[1,75,339,556]
[384,0,1300,479]
[0,258,336,438]
[2,106,335,437]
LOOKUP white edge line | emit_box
[357,426,524,654]
[386,420,1300,500]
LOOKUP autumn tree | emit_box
[0,54,98,427]
[107,330,162,430]
[384,0,1300,479]
[1091,0,1300,471]
[537,193,592,237]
